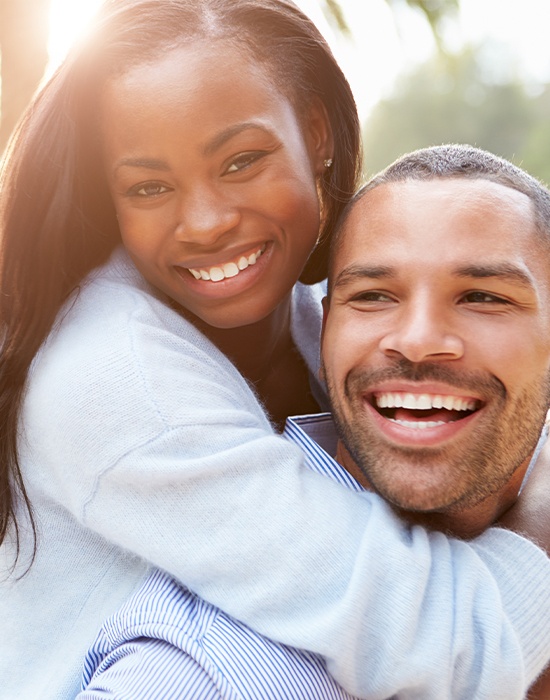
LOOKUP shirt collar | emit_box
[283,413,365,493]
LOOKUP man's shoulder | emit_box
[95,569,220,648]
[84,569,357,700]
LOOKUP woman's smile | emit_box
[174,241,272,300]
[183,242,268,282]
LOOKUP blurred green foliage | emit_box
[385,0,459,50]
[363,45,550,185]
[323,0,459,44]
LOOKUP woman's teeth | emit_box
[188,246,266,282]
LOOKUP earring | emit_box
[323,158,333,168]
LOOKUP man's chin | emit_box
[381,488,459,515]
[362,456,470,514]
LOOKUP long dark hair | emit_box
[0,0,361,563]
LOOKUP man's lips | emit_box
[365,388,483,437]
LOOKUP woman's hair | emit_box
[0,0,361,563]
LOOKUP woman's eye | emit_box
[127,182,170,197]
[224,151,267,174]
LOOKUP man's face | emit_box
[321,178,550,516]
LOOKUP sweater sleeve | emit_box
[22,277,550,700]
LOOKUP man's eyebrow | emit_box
[203,123,271,156]
[332,262,537,293]
[454,264,535,288]
[333,265,395,290]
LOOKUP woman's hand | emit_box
[499,431,550,698]
[498,430,550,556]
[527,666,550,699]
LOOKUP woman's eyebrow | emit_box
[113,157,169,174]
[203,122,271,156]
[112,123,272,174]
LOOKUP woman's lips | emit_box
[183,243,267,282]
[173,241,272,298]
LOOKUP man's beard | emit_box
[324,358,550,513]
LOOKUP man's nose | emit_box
[379,298,464,363]
[173,185,240,246]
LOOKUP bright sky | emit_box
[48,0,550,121]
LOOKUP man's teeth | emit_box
[390,419,447,429]
[188,246,266,282]
[376,392,477,412]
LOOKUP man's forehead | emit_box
[334,178,540,268]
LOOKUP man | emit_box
[322,144,550,540]
[320,144,550,699]
[78,145,550,700]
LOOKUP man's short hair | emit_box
[329,144,550,289]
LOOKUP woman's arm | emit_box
[499,430,550,554]
[499,435,550,700]
[25,270,550,699]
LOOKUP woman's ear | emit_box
[304,97,334,175]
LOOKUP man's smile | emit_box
[359,384,485,447]
[371,390,481,430]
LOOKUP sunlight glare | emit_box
[47,0,550,117]
[48,0,103,72]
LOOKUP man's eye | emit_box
[351,291,394,303]
[224,151,267,174]
[461,291,510,304]
[127,182,170,197]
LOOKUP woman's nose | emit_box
[173,185,241,246]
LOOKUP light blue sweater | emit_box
[2,247,550,699]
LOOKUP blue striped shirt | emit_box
[78,414,362,700]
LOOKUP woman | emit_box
[0,1,548,698]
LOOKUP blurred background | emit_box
[1,0,550,182]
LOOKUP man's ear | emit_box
[305,98,334,175]
[319,295,330,382]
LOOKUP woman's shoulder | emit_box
[63,247,203,344]
[39,247,239,384]
[23,248,267,455]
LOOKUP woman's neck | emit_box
[192,297,294,383]
[183,295,320,429]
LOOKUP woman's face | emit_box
[100,41,331,328]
